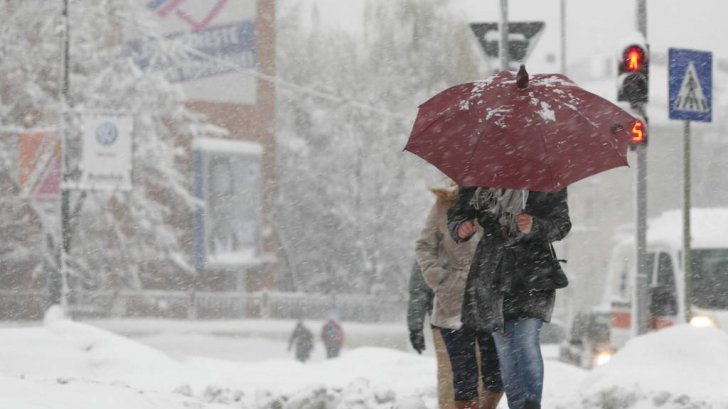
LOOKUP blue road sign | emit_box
[669,48,712,122]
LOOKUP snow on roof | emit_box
[618,208,728,249]
[192,137,263,155]
[649,208,728,249]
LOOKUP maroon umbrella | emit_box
[405,67,637,192]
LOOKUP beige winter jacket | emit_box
[415,199,478,330]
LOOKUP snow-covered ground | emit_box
[0,311,726,408]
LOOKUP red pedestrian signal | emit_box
[618,44,649,106]
[629,119,647,149]
[625,47,645,71]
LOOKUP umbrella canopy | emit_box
[405,67,637,192]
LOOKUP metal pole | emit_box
[499,0,509,71]
[634,0,649,336]
[560,0,567,74]
[634,135,649,335]
[59,0,71,311]
[559,0,575,331]
[683,120,692,322]
[637,0,647,36]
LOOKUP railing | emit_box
[0,290,405,322]
[0,290,49,320]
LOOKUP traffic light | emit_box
[618,44,649,106]
[629,117,648,149]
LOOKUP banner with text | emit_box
[127,0,258,104]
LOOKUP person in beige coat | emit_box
[416,185,503,409]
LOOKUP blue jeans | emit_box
[440,326,503,401]
[491,318,544,409]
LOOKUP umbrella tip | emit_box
[516,65,529,89]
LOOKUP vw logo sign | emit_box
[95,122,119,146]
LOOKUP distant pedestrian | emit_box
[321,317,344,358]
[288,320,314,362]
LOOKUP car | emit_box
[541,320,567,345]
[558,309,613,369]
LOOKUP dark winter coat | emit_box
[406,261,433,333]
[289,322,314,361]
[447,187,571,333]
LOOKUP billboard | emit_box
[128,0,258,104]
[193,138,263,268]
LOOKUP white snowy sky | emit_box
[295,0,728,71]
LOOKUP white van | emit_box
[561,208,728,368]
[605,208,728,349]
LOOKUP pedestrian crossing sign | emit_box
[669,48,712,122]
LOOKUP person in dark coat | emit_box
[407,261,433,355]
[448,187,571,409]
[288,320,314,362]
[408,261,459,409]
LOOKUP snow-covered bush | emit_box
[275,0,486,295]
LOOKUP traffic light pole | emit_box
[634,0,649,336]
[634,115,649,336]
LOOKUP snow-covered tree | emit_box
[275,0,486,295]
[0,0,222,292]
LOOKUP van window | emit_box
[691,249,728,309]
[614,253,632,300]
[657,253,676,288]
[618,267,628,297]
[646,252,656,285]
[610,248,658,303]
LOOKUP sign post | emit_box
[499,0,509,71]
[668,48,713,323]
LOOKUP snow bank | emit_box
[0,318,431,409]
[0,315,240,409]
[183,346,437,408]
[541,360,588,407]
[578,325,728,408]
[4,317,725,409]
[0,374,230,409]
[0,313,193,392]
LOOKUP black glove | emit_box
[409,330,426,354]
